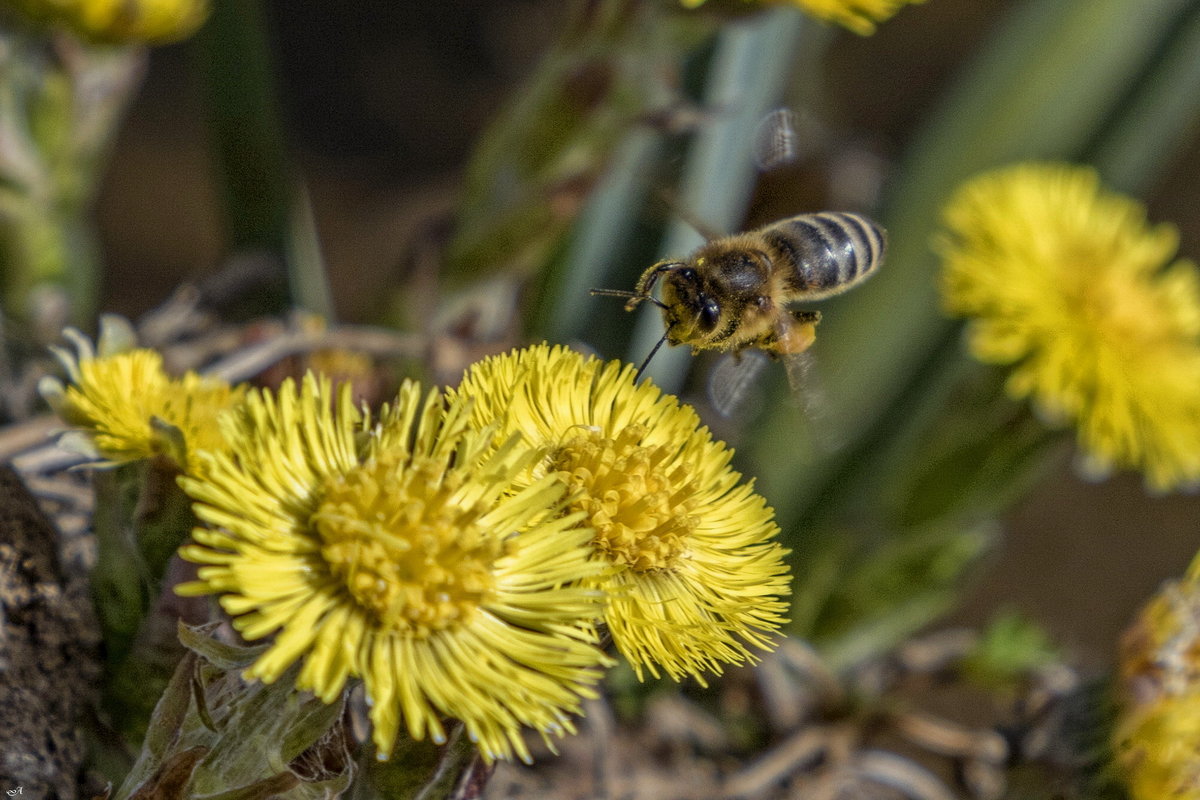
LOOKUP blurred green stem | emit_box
[445,0,645,286]
[535,129,666,344]
[195,0,332,317]
[438,0,719,327]
[1087,2,1200,192]
[195,0,288,252]
[0,29,144,335]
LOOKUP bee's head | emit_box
[660,264,722,343]
[591,259,721,346]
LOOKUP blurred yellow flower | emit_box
[938,163,1200,492]
[3,0,209,43]
[680,0,924,35]
[1115,577,1200,800]
[177,375,609,762]
[1115,692,1200,800]
[41,318,244,476]
[451,344,791,685]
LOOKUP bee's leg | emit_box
[744,310,822,356]
[631,260,684,310]
[776,310,820,355]
[740,331,785,357]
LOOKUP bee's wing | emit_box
[780,348,846,454]
[707,350,770,418]
[753,109,800,171]
[779,347,815,403]
[752,107,822,172]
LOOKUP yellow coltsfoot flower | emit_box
[41,315,244,476]
[788,0,923,34]
[451,344,791,685]
[1115,691,1200,800]
[679,0,924,35]
[3,0,209,44]
[938,163,1200,492]
[177,374,609,762]
[1115,577,1200,799]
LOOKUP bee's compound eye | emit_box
[698,299,721,332]
[679,267,698,282]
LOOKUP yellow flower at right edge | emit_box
[451,344,791,686]
[1113,571,1200,799]
[938,163,1200,492]
[678,0,925,36]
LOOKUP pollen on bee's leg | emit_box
[778,319,818,354]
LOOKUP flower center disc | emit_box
[1061,247,1192,355]
[311,453,501,636]
[553,425,695,572]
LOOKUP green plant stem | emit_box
[1087,2,1200,192]
[443,0,696,289]
[194,0,299,315]
[0,29,144,331]
[195,0,288,251]
[535,129,666,345]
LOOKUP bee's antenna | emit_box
[589,288,669,311]
[635,331,670,379]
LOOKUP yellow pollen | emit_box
[552,425,696,572]
[310,452,502,636]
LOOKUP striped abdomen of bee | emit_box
[758,212,886,300]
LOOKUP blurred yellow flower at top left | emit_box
[3,0,208,44]
[41,324,243,476]
[679,0,924,36]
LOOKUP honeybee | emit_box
[592,211,885,414]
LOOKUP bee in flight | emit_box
[592,211,886,414]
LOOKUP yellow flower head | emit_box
[1118,579,1200,709]
[450,344,791,685]
[177,374,609,762]
[3,0,209,44]
[679,0,924,35]
[1114,577,1200,799]
[41,317,244,476]
[1114,691,1200,800]
[938,163,1200,492]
